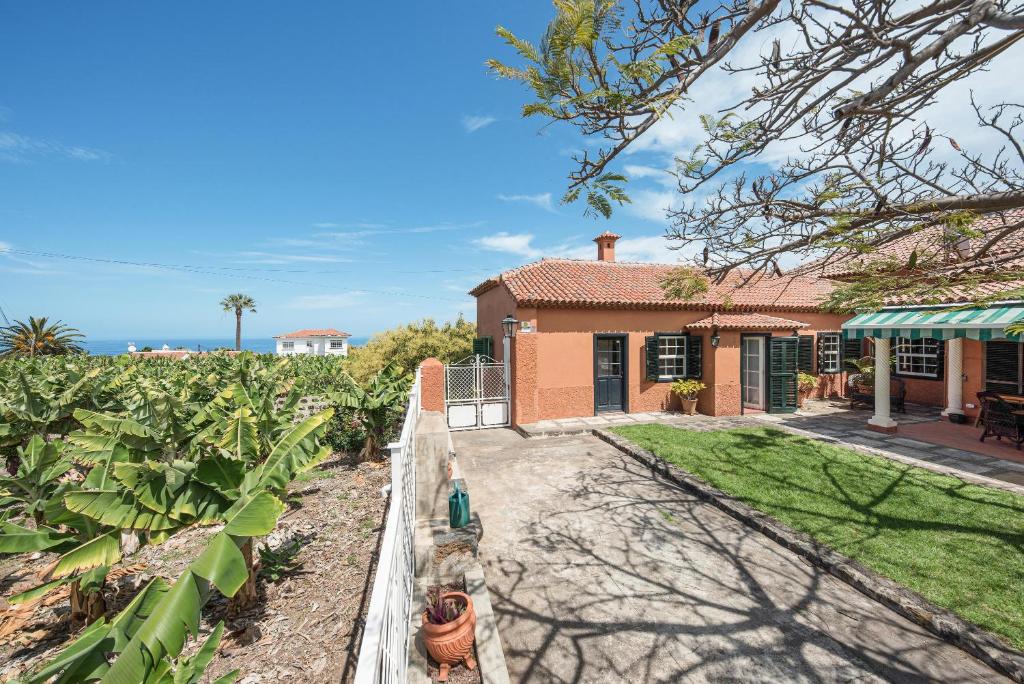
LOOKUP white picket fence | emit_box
[353,371,420,683]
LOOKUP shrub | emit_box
[345,316,475,383]
[670,378,706,400]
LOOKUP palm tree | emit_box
[0,316,85,358]
[220,294,257,351]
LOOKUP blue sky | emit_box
[3,3,1017,341]
[0,2,687,340]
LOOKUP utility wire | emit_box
[2,248,476,304]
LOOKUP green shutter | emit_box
[769,336,799,413]
[645,336,659,381]
[797,335,814,374]
[685,335,702,379]
[472,336,493,358]
[842,337,862,368]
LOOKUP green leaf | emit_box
[52,529,121,578]
[0,521,71,553]
[223,491,285,537]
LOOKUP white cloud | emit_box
[473,232,542,258]
[462,115,497,133]
[0,241,9,253]
[474,230,689,264]
[497,192,555,212]
[289,292,365,309]
[0,131,110,163]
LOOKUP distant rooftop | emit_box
[274,328,352,339]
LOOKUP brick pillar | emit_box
[419,357,445,413]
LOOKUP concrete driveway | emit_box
[453,428,1004,683]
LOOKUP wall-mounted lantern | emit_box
[710,328,721,348]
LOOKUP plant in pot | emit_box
[845,355,876,392]
[421,587,477,681]
[671,378,706,416]
[796,372,818,408]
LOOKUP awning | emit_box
[842,305,1024,341]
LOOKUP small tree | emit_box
[345,316,475,383]
[219,294,257,352]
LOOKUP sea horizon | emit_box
[83,337,370,356]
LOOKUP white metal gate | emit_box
[445,354,510,430]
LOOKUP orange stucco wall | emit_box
[494,305,851,423]
[476,293,994,426]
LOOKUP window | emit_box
[281,341,294,351]
[646,334,701,381]
[330,339,345,350]
[985,340,1023,394]
[657,335,687,378]
[817,332,842,373]
[895,337,942,378]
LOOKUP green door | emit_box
[769,336,799,413]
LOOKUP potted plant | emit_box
[421,588,477,681]
[797,372,818,408]
[671,378,706,416]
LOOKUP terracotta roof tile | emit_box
[275,328,351,339]
[686,312,810,330]
[470,259,834,312]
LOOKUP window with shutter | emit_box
[985,341,1023,394]
[817,332,842,373]
[797,335,814,374]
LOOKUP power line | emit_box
[3,248,476,304]
[6,248,493,275]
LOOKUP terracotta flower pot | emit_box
[680,398,698,415]
[421,592,477,681]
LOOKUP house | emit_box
[472,222,1024,432]
[274,328,351,356]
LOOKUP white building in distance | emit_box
[274,328,351,356]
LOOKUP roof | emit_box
[274,328,351,339]
[469,259,834,312]
[796,209,1024,280]
[593,231,621,242]
[686,312,810,330]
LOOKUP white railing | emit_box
[354,370,420,684]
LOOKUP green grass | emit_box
[612,424,1024,649]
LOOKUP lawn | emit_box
[611,424,1024,650]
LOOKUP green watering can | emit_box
[449,481,470,529]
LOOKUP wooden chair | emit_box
[847,375,907,413]
[978,394,1024,450]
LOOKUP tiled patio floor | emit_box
[517,401,1024,492]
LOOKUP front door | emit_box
[742,336,766,410]
[594,335,627,412]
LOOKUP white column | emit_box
[868,337,897,430]
[942,337,964,416]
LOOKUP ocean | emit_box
[83,337,369,356]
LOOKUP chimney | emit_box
[594,231,622,262]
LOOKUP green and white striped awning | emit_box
[843,305,1024,341]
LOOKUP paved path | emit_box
[518,401,1024,491]
[454,428,1004,683]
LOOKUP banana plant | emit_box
[329,363,411,461]
[0,436,75,525]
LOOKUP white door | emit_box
[742,337,765,410]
